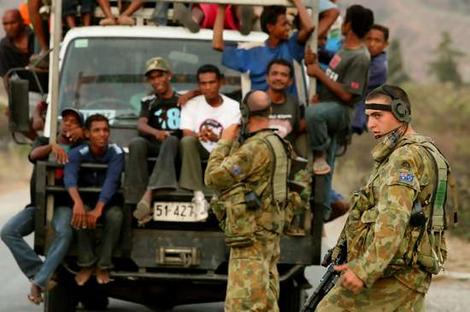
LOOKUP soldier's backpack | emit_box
[412,141,458,274]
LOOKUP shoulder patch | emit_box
[399,172,414,184]
[230,165,242,177]
[79,145,89,155]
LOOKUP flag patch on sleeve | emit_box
[399,172,414,183]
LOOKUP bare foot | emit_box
[96,268,110,284]
[27,283,43,305]
[75,267,94,286]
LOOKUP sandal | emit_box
[313,158,331,175]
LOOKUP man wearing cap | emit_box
[317,85,449,311]
[124,57,185,224]
[205,91,289,312]
[1,108,85,305]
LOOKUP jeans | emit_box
[63,0,95,17]
[179,136,210,191]
[305,101,351,220]
[76,205,123,269]
[1,206,73,289]
[151,1,170,25]
[124,136,179,204]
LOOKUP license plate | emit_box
[153,202,204,222]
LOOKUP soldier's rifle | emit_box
[301,241,347,312]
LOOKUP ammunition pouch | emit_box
[415,230,447,274]
[219,184,257,248]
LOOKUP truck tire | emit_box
[279,278,306,312]
[44,268,78,312]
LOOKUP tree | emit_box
[428,31,465,86]
[388,39,410,85]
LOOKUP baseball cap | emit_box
[61,107,85,126]
[144,57,171,76]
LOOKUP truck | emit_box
[7,0,325,311]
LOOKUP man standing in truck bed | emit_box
[205,91,290,312]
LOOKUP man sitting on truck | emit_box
[64,114,125,285]
[1,108,84,305]
[124,57,182,224]
[179,64,241,216]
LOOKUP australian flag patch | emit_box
[399,172,414,183]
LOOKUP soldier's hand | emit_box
[335,264,364,294]
[221,124,240,141]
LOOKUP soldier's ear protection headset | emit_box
[240,90,255,125]
[365,85,411,123]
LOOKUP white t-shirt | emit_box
[180,94,241,152]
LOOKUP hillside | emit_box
[341,0,469,82]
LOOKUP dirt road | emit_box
[0,184,469,311]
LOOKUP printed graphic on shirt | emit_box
[153,107,180,130]
[325,68,339,82]
[269,114,293,138]
[329,54,342,69]
[199,118,224,141]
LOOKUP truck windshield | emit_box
[59,37,243,123]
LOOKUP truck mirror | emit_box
[8,77,30,133]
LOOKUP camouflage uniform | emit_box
[318,133,448,311]
[205,129,286,312]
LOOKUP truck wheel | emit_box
[44,268,78,312]
[279,279,306,312]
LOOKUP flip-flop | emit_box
[313,158,331,175]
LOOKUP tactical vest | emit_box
[347,136,454,276]
[212,130,292,247]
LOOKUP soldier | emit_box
[317,85,450,311]
[205,91,290,312]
